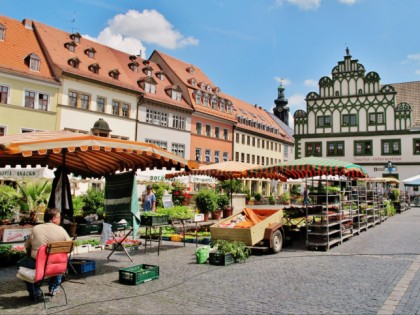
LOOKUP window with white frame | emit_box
[196,122,202,135]
[235,152,239,162]
[172,115,186,130]
[195,91,202,105]
[206,124,211,137]
[25,90,36,109]
[223,152,228,162]
[38,93,49,111]
[224,128,228,140]
[21,128,43,133]
[203,93,210,107]
[0,126,6,136]
[97,97,105,112]
[211,96,218,109]
[214,151,220,163]
[241,153,245,163]
[145,139,167,150]
[195,148,201,161]
[0,85,9,104]
[68,91,78,107]
[29,55,40,71]
[146,109,168,126]
[121,103,129,117]
[205,149,211,163]
[112,100,120,115]
[171,90,182,101]
[80,93,90,110]
[0,25,5,41]
[220,99,225,112]
[215,127,220,139]
[171,143,185,158]
[145,82,156,94]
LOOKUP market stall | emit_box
[247,157,369,250]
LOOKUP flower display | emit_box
[171,182,191,206]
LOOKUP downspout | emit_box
[135,93,145,141]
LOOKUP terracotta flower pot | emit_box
[212,210,222,220]
[223,207,233,218]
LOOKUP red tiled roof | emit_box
[31,20,192,111]
[0,16,58,84]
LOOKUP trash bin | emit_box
[196,246,210,264]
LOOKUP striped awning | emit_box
[246,157,368,180]
[165,161,287,181]
[0,130,197,179]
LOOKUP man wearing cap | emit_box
[142,185,156,211]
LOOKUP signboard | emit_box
[1,227,33,242]
[162,193,173,208]
[0,167,54,179]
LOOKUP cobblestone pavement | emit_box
[1,208,420,314]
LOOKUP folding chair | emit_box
[16,241,74,309]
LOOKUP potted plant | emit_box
[0,185,20,224]
[216,194,230,218]
[254,192,262,204]
[212,239,251,264]
[268,195,276,205]
[194,189,218,221]
[280,192,291,205]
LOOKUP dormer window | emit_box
[109,69,120,80]
[25,53,41,71]
[206,85,212,93]
[138,77,157,94]
[213,87,220,95]
[200,82,206,90]
[226,101,232,114]
[211,95,218,109]
[194,90,202,105]
[128,61,139,72]
[187,66,195,75]
[166,85,182,101]
[129,55,137,61]
[68,57,80,68]
[85,48,96,58]
[188,78,197,87]
[0,23,6,41]
[156,71,165,81]
[142,60,150,65]
[88,63,100,74]
[64,41,77,52]
[142,66,153,76]
[203,93,210,107]
[70,32,81,43]
[219,99,225,112]
[171,90,182,101]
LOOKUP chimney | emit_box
[22,19,33,30]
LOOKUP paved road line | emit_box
[377,255,420,315]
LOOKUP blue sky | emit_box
[2,0,420,115]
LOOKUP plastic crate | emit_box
[209,252,234,266]
[140,215,169,226]
[76,224,102,236]
[111,222,130,231]
[69,259,96,274]
[119,264,159,285]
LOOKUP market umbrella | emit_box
[0,130,197,221]
[165,161,287,210]
[246,156,368,179]
[0,130,197,178]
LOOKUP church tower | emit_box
[273,83,290,126]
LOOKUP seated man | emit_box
[18,208,71,299]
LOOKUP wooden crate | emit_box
[210,209,282,246]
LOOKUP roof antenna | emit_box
[70,11,78,33]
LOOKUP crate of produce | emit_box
[111,222,130,232]
[89,244,105,252]
[209,252,234,266]
[119,264,159,285]
[69,259,96,274]
[140,215,169,226]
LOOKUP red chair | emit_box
[16,241,74,309]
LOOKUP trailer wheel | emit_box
[271,230,283,254]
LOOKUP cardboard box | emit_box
[1,227,33,243]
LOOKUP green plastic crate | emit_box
[209,252,234,266]
[140,215,169,226]
[119,264,159,285]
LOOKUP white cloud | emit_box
[288,94,306,111]
[274,0,358,10]
[304,79,317,87]
[84,9,198,56]
[415,70,420,75]
[338,0,359,4]
[274,77,291,86]
[408,54,420,61]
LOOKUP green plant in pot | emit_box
[213,239,250,263]
[254,192,262,202]
[280,192,291,204]
[194,189,218,220]
[268,195,276,205]
[0,185,19,222]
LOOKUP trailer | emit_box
[210,209,284,254]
